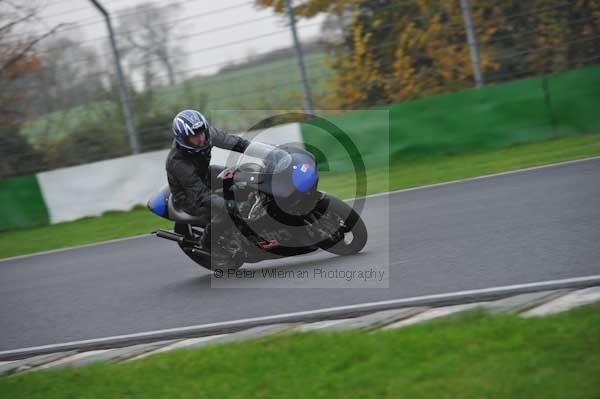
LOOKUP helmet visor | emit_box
[184,123,209,149]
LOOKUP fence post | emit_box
[89,0,140,154]
[460,0,484,88]
[285,0,315,116]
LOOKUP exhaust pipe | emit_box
[154,229,186,244]
[153,229,206,249]
[153,229,213,266]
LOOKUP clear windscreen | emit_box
[236,142,292,174]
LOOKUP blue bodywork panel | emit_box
[147,187,169,218]
[292,163,318,192]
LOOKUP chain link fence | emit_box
[1,0,598,179]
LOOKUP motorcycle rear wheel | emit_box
[174,222,244,271]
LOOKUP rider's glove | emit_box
[225,199,239,215]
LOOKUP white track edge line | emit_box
[2,274,598,356]
[2,155,599,263]
[0,234,150,263]
[353,155,600,200]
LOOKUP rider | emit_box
[166,109,250,252]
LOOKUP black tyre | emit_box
[317,195,367,256]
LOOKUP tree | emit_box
[1,1,41,125]
[341,0,502,106]
[43,123,129,169]
[0,0,63,177]
[31,35,107,114]
[320,5,352,46]
[256,0,354,18]
[484,0,600,82]
[0,127,45,178]
[256,0,600,110]
[116,2,183,89]
[257,0,502,108]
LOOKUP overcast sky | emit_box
[33,0,325,83]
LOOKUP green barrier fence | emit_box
[0,65,598,232]
[0,175,49,231]
[300,65,600,172]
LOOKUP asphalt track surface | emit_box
[1,159,599,351]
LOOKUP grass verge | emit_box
[1,304,599,398]
[1,132,599,259]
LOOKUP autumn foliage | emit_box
[257,0,600,109]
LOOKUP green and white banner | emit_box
[0,175,49,230]
[0,122,304,230]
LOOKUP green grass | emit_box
[1,304,599,398]
[320,131,600,200]
[22,52,331,141]
[0,207,172,259]
[161,52,332,131]
[1,132,599,260]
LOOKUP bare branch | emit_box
[0,9,36,34]
[1,23,67,75]
[115,2,182,87]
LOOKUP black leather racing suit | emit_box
[166,126,250,249]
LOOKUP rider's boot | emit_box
[201,223,232,270]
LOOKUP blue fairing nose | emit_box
[292,163,318,192]
[147,188,168,218]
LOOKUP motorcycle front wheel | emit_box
[316,195,367,256]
